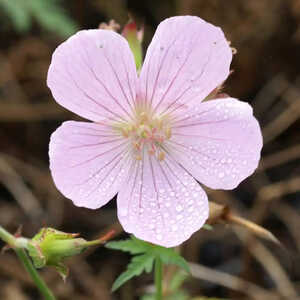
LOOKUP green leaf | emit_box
[106,236,151,255]
[112,253,155,292]
[109,236,190,292]
[28,0,78,37]
[53,262,68,282]
[169,270,189,291]
[141,290,189,300]
[0,0,78,37]
[27,241,46,268]
[156,247,190,273]
[0,0,31,32]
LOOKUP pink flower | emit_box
[47,16,262,247]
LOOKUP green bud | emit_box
[27,228,103,280]
[122,20,144,72]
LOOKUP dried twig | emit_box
[259,144,300,171]
[262,83,300,144]
[0,156,44,220]
[234,229,298,299]
[189,261,280,300]
[208,202,280,245]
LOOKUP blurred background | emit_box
[0,0,299,299]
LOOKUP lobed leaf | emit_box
[157,248,190,273]
[112,253,155,291]
[106,236,151,255]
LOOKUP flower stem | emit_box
[154,256,163,300]
[0,226,56,300]
[0,226,16,245]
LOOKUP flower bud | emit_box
[122,19,144,72]
[27,228,105,280]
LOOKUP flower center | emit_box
[116,110,172,161]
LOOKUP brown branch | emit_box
[258,144,300,171]
[234,229,298,299]
[262,83,300,144]
[189,262,280,300]
[0,102,69,122]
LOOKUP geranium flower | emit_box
[48,16,262,247]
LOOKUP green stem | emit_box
[154,256,163,300]
[0,226,56,300]
[0,226,16,245]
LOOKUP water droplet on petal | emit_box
[176,205,183,212]
[218,172,225,178]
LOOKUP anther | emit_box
[121,127,129,138]
[158,151,165,161]
[133,141,141,150]
[148,149,155,156]
[165,127,172,139]
[139,112,148,124]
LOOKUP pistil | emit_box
[116,110,172,161]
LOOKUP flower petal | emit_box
[117,153,208,247]
[139,16,232,115]
[47,30,137,122]
[169,98,263,189]
[49,121,131,209]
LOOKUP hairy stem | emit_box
[155,256,163,300]
[0,226,56,300]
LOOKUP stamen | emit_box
[148,148,155,156]
[165,127,172,139]
[139,112,148,124]
[121,127,129,138]
[116,109,172,161]
[158,151,165,161]
[133,141,141,150]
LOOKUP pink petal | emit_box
[47,30,137,122]
[169,98,263,190]
[49,121,131,209]
[139,16,232,115]
[117,153,208,247]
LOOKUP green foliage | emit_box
[112,253,155,292]
[27,227,102,280]
[202,224,214,231]
[191,297,227,300]
[140,270,190,300]
[0,0,78,37]
[106,236,190,291]
[106,235,151,255]
[168,270,189,291]
[141,290,189,300]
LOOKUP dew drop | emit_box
[188,206,194,212]
[176,205,183,212]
